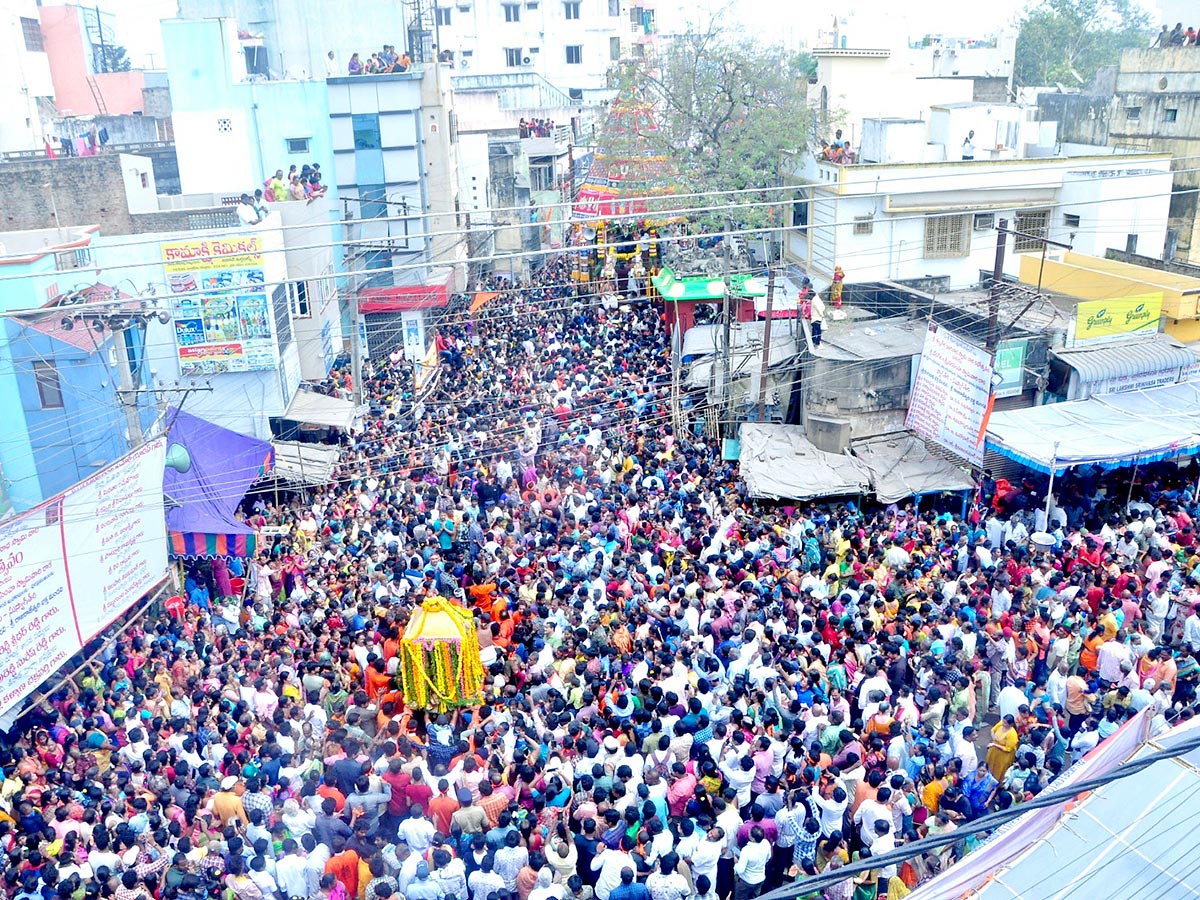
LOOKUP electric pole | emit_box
[987,218,1007,352]
[720,214,733,430]
[112,329,144,448]
[755,265,776,423]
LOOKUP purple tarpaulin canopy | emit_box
[163,409,273,556]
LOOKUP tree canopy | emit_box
[1014,0,1151,87]
[604,22,808,227]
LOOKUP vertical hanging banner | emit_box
[905,324,994,467]
[0,438,168,717]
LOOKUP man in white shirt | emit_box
[276,840,308,900]
[590,839,636,900]
[733,826,771,897]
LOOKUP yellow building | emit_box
[1019,251,1200,343]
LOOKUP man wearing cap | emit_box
[404,862,441,900]
[213,775,248,826]
[451,788,487,834]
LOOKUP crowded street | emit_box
[3,253,1198,900]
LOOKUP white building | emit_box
[812,33,1017,146]
[0,1,54,152]
[783,107,1174,288]
[435,0,651,103]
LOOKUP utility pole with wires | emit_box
[755,264,776,422]
[720,213,733,432]
[987,220,1073,351]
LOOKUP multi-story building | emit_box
[434,0,650,103]
[0,1,54,153]
[1039,47,1200,264]
[812,33,1017,146]
[0,226,159,514]
[783,105,1173,289]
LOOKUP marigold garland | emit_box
[398,596,485,712]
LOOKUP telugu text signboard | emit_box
[905,325,994,467]
[162,237,276,376]
[0,439,167,718]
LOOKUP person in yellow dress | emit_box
[986,714,1020,782]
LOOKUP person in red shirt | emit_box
[427,779,460,835]
[404,767,433,812]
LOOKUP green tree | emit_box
[605,21,809,227]
[1014,0,1150,87]
[97,44,132,73]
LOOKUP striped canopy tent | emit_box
[163,409,273,559]
[399,597,485,712]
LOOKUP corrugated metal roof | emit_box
[1052,334,1198,387]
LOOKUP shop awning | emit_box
[358,277,451,313]
[852,434,977,503]
[984,381,1200,473]
[163,409,273,559]
[1052,334,1197,399]
[270,441,340,486]
[739,423,870,499]
[652,267,767,302]
[283,391,359,431]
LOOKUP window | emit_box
[271,285,292,347]
[791,191,809,230]
[565,44,582,64]
[55,248,91,271]
[973,212,995,231]
[530,164,554,191]
[1126,106,1141,121]
[140,172,149,188]
[610,36,621,60]
[1013,208,1050,253]
[505,47,522,67]
[436,6,452,24]
[21,17,44,52]
[352,114,381,150]
[1063,213,1081,228]
[923,214,969,259]
[286,137,310,154]
[503,3,521,21]
[609,0,620,14]
[33,362,63,409]
[563,1,580,17]
[287,281,311,318]
[358,185,387,219]
[853,215,873,235]
[1165,108,1179,122]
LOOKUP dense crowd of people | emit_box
[6,253,1200,900]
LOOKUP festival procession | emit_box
[5,7,1200,900]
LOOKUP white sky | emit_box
[99,0,1166,71]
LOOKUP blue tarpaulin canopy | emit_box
[985,381,1200,474]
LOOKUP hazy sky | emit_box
[100,0,1165,70]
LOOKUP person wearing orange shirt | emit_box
[364,659,391,703]
[324,838,360,898]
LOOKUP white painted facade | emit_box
[783,148,1174,288]
[434,0,644,103]
[0,1,54,152]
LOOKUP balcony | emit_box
[521,124,572,156]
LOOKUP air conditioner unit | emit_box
[459,56,470,69]
[456,0,470,9]
[522,55,533,65]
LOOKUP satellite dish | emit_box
[164,443,192,473]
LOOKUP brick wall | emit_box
[0,157,136,233]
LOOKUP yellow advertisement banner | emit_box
[161,236,264,274]
[1073,293,1163,343]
